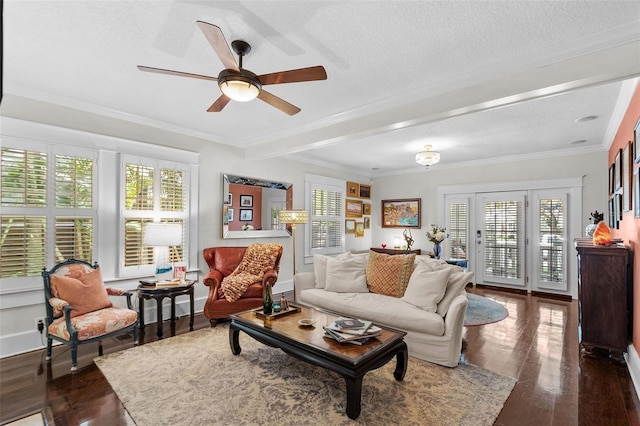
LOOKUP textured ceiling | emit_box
[2,1,640,176]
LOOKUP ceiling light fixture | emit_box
[218,69,261,102]
[415,144,441,167]
[575,115,598,123]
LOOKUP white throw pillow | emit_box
[436,271,475,316]
[313,252,352,288]
[401,265,452,312]
[324,255,369,293]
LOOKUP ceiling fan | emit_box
[138,21,327,115]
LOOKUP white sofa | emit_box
[294,253,473,367]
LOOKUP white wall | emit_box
[0,116,605,357]
[370,151,607,297]
[371,152,607,253]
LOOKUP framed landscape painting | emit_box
[345,199,363,218]
[381,198,421,228]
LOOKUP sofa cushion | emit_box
[401,265,452,312]
[365,251,415,297]
[300,289,445,335]
[50,268,112,318]
[437,271,474,316]
[313,252,352,289]
[324,255,369,293]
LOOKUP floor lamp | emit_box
[279,210,309,275]
[143,222,183,280]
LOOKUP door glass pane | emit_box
[538,198,565,283]
[484,199,523,280]
[448,202,468,259]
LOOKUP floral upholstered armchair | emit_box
[202,244,282,326]
[42,259,139,371]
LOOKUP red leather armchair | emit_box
[202,246,283,326]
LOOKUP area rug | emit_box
[95,326,516,426]
[464,293,509,326]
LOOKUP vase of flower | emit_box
[427,224,448,260]
[433,243,442,259]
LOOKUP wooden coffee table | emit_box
[229,304,408,420]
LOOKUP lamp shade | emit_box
[279,210,309,225]
[143,223,183,247]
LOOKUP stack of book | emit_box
[323,317,382,345]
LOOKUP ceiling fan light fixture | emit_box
[218,70,261,102]
[415,144,441,167]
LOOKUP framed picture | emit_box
[239,209,253,221]
[228,193,233,206]
[228,208,234,222]
[345,199,363,218]
[634,118,640,164]
[615,149,622,191]
[364,216,370,229]
[345,219,356,234]
[609,197,615,228]
[359,184,371,199]
[609,163,616,195]
[240,195,253,207]
[623,141,632,211]
[223,204,229,225]
[355,222,365,237]
[363,203,371,215]
[381,198,421,228]
[346,181,359,197]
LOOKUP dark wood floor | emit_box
[1,287,639,425]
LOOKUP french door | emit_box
[475,192,527,288]
[443,180,576,296]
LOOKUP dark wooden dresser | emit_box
[575,239,632,360]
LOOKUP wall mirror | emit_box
[222,173,293,239]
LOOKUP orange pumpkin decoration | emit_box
[592,221,612,245]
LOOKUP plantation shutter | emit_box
[121,157,187,275]
[482,196,525,282]
[1,148,47,207]
[305,174,346,257]
[1,147,96,277]
[311,187,343,250]
[447,201,468,260]
[537,196,566,287]
[0,216,47,278]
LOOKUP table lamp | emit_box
[279,210,309,275]
[143,223,183,280]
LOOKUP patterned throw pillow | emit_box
[365,250,416,297]
[50,268,112,317]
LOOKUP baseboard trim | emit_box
[625,344,640,399]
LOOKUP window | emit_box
[1,146,95,279]
[120,156,188,277]
[305,174,345,257]
[446,199,468,260]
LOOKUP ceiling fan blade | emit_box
[257,90,301,116]
[258,66,327,86]
[137,65,218,82]
[207,94,231,112]
[196,21,239,71]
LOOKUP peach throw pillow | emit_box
[50,268,112,317]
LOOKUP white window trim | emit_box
[0,118,198,304]
[304,173,346,264]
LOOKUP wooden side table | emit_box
[138,281,196,338]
